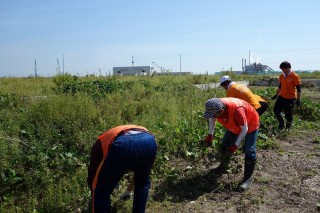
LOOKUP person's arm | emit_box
[205,118,216,145]
[208,117,216,135]
[271,83,281,99]
[235,123,248,147]
[295,85,301,106]
[296,85,301,99]
[229,108,248,153]
[87,140,103,190]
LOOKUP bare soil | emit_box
[147,129,320,213]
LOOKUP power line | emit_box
[252,48,320,53]
[133,54,180,60]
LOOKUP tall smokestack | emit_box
[242,59,244,71]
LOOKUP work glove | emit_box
[199,134,213,147]
[203,134,213,146]
[295,99,301,106]
[228,144,238,153]
[271,95,278,100]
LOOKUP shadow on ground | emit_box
[152,169,240,203]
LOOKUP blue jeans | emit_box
[93,132,157,213]
[222,129,258,160]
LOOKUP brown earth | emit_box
[146,129,320,213]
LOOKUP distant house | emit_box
[113,66,152,76]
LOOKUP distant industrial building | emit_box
[113,66,151,76]
[243,62,275,74]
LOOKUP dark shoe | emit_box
[276,116,284,130]
[285,122,292,129]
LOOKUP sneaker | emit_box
[285,122,292,129]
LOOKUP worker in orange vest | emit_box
[204,98,259,190]
[87,125,157,213]
[219,75,268,116]
[271,61,301,129]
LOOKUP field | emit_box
[0,73,319,213]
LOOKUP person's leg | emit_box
[131,132,157,213]
[283,98,295,129]
[93,136,133,213]
[240,129,258,190]
[243,129,258,160]
[273,96,285,129]
[211,130,238,175]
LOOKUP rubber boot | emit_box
[276,116,284,130]
[211,147,232,176]
[239,158,256,190]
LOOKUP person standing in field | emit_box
[87,125,157,213]
[271,61,301,130]
[205,75,268,144]
[203,98,260,190]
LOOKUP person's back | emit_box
[88,125,157,213]
[226,83,261,109]
[220,75,268,116]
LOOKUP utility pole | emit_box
[132,56,134,66]
[63,54,64,74]
[34,59,37,77]
[249,50,251,65]
[57,58,61,73]
[180,54,181,73]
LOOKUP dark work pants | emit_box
[93,132,157,213]
[273,95,295,123]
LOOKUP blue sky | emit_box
[1,0,320,77]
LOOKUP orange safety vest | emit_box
[217,98,259,134]
[254,94,266,103]
[226,83,261,109]
[91,124,148,211]
[279,71,301,99]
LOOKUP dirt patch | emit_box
[147,130,320,213]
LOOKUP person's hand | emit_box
[199,134,213,147]
[271,95,278,100]
[228,144,238,153]
[295,99,301,106]
[205,134,213,145]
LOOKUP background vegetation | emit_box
[0,72,319,212]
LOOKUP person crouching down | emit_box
[87,125,157,213]
[204,98,259,190]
